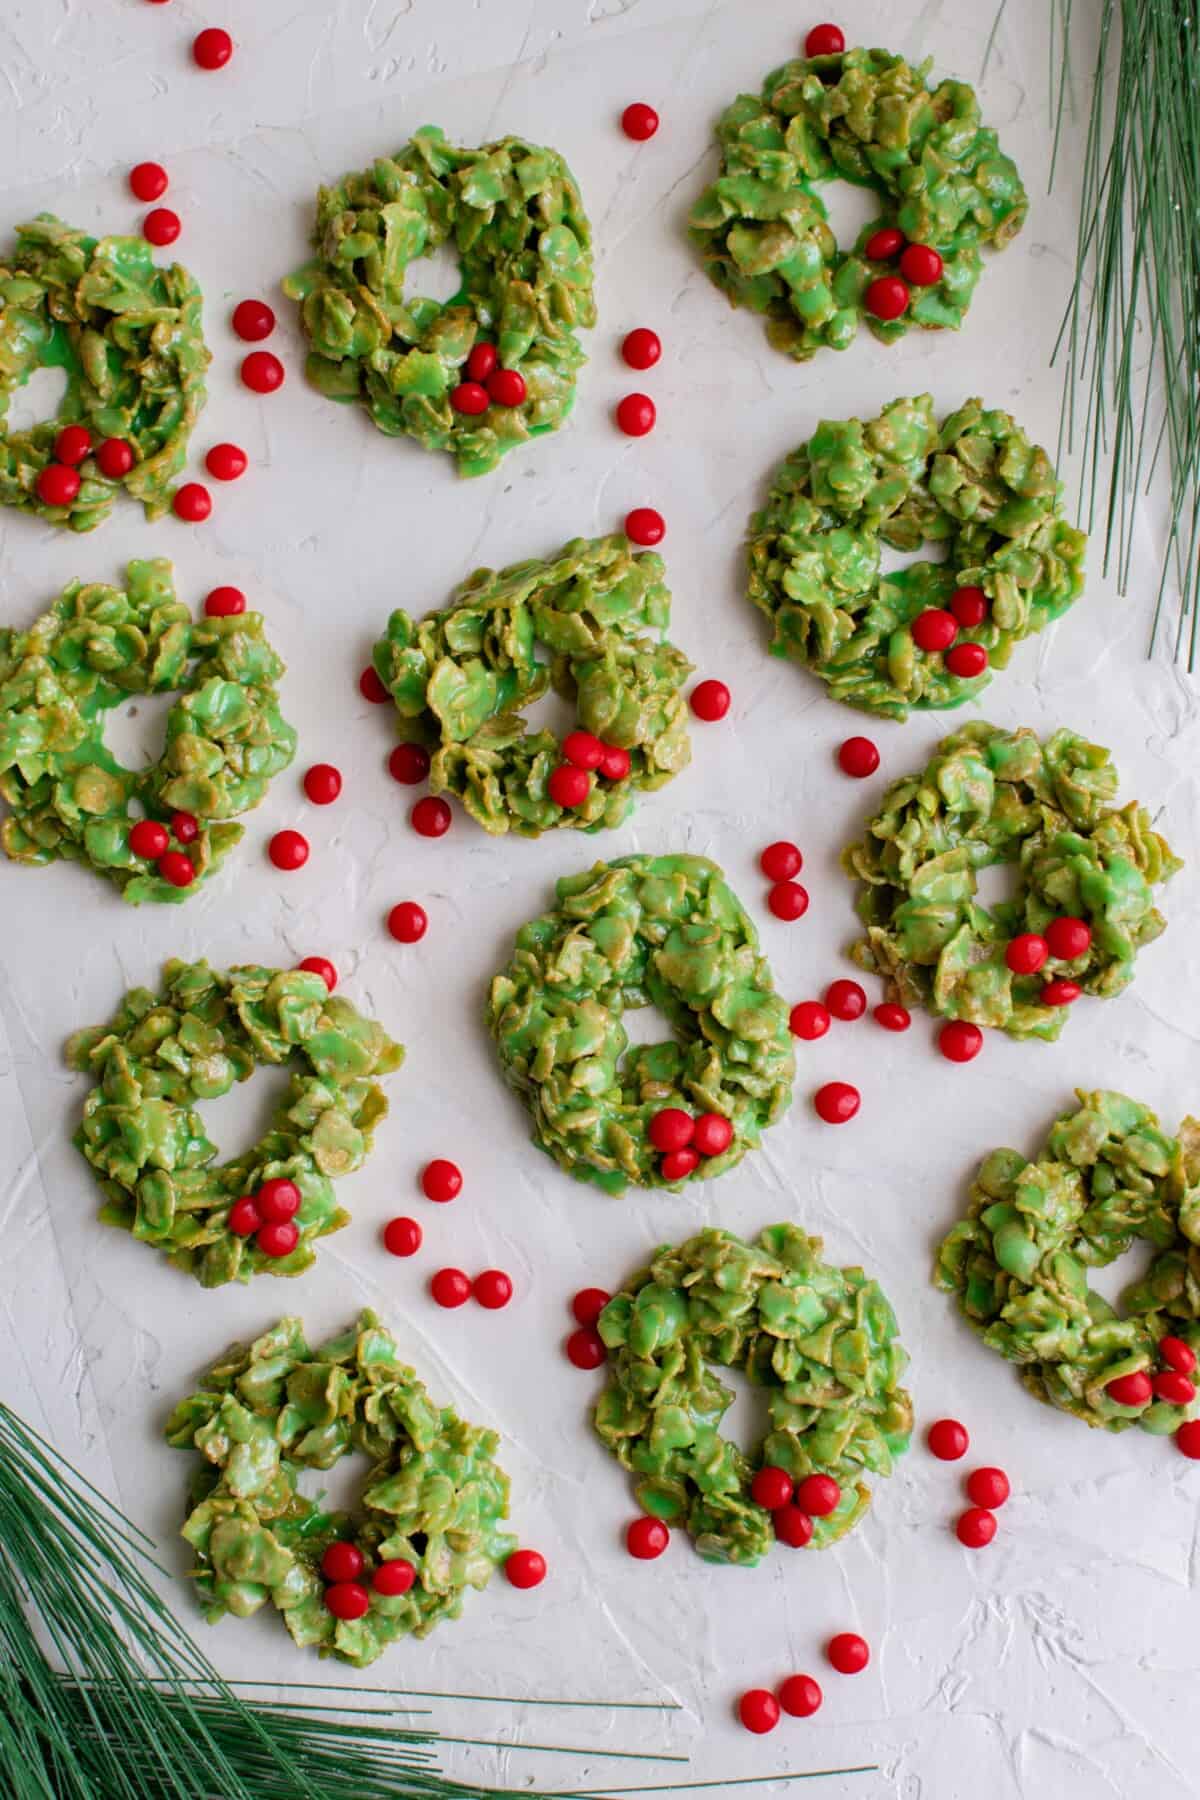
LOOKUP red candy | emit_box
[598,742,632,780]
[173,482,211,522]
[474,1270,514,1310]
[421,1159,462,1203]
[143,208,181,247]
[774,1505,814,1548]
[625,506,665,546]
[813,1081,859,1124]
[170,811,198,843]
[649,1109,694,1153]
[779,1674,822,1718]
[865,276,909,321]
[660,1147,700,1181]
[622,328,661,370]
[899,243,943,286]
[1040,979,1081,1007]
[760,840,802,881]
[1006,934,1049,976]
[621,103,659,141]
[946,642,989,678]
[563,730,603,770]
[690,679,730,722]
[616,393,656,436]
[241,351,285,393]
[768,881,809,921]
[257,1178,300,1224]
[387,900,427,943]
[1176,1420,1200,1459]
[825,979,866,1021]
[129,819,169,859]
[804,23,845,55]
[298,955,337,991]
[956,1507,997,1549]
[35,465,80,507]
[1106,1370,1152,1407]
[939,1021,982,1063]
[692,1112,733,1157]
[927,1418,969,1461]
[205,442,247,481]
[488,368,526,408]
[504,1549,547,1589]
[626,1517,670,1560]
[388,742,431,784]
[192,26,233,68]
[157,850,194,887]
[383,1216,422,1257]
[268,829,309,871]
[874,1002,911,1031]
[204,585,245,617]
[323,1581,369,1621]
[911,609,957,652]
[864,226,904,261]
[1160,1336,1197,1375]
[96,438,134,479]
[466,342,497,383]
[372,1558,416,1596]
[256,1219,300,1259]
[838,735,879,778]
[789,1000,830,1041]
[548,763,591,809]
[1046,916,1092,960]
[411,796,451,838]
[750,1466,794,1511]
[566,1326,607,1370]
[303,763,342,805]
[572,1288,611,1327]
[450,380,489,415]
[738,1690,780,1735]
[826,1632,869,1675]
[950,585,988,628]
[129,162,168,202]
[795,1474,840,1517]
[55,426,91,466]
[430,1267,472,1309]
[232,299,275,341]
[227,1197,261,1237]
[321,1542,364,1584]
[1153,1370,1196,1406]
[359,665,390,703]
[965,1467,1011,1509]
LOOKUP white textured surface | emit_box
[2,2,1199,1796]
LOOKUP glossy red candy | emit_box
[838,735,879,777]
[779,1674,822,1718]
[938,1021,982,1063]
[927,1418,969,1461]
[466,342,497,383]
[768,881,809,921]
[421,1160,462,1203]
[597,742,631,780]
[96,438,134,479]
[1176,1420,1200,1459]
[205,442,247,481]
[626,1517,670,1560]
[487,368,526,407]
[504,1549,547,1589]
[143,208,181,247]
[660,1147,700,1181]
[750,1466,794,1511]
[1006,934,1049,976]
[204,585,245,616]
[965,1467,1011,1509]
[622,328,661,370]
[129,162,168,202]
[774,1505,814,1548]
[826,1632,869,1674]
[157,851,194,887]
[865,276,908,321]
[1160,1336,1198,1375]
[372,1558,416,1596]
[268,829,309,871]
[1045,916,1092,960]
[760,841,802,881]
[1153,1370,1196,1406]
[813,1081,859,1124]
[950,585,988,628]
[566,1326,607,1369]
[873,1002,911,1031]
[804,23,845,55]
[256,1219,300,1259]
[411,796,451,837]
[55,425,91,465]
[562,731,603,770]
[232,299,276,341]
[571,1288,611,1327]
[474,1270,514,1310]
[298,955,337,991]
[256,1178,300,1223]
[912,609,957,652]
[129,819,169,859]
[692,1112,733,1157]
[192,27,233,69]
[825,979,866,1021]
[303,764,342,805]
[1105,1370,1152,1407]
[321,1542,364,1584]
[956,1507,997,1549]
[648,1109,694,1152]
[169,810,197,844]
[359,665,390,703]
[323,1581,369,1621]
[945,642,988,678]
[738,1690,780,1735]
[790,1001,830,1040]
[430,1267,471,1308]
[795,1474,840,1517]
[690,679,730,721]
[387,901,427,943]
[621,103,659,141]
[547,764,591,808]
[388,743,431,784]
[864,226,904,261]
[625,507,665,545]
[227,1197,261,1237]
[36,465,80,507]
[616,393,655,436]
[1040,979,1081,1007]
[382,1216,422,1257]
[241,351,285,393]
[899,243,943,286]
[173,482,211,522]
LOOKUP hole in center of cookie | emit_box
[405,241,464,308]
[817,181,881,259]
[717,1364,775,1461]
[199,1063,297,1167]
[103,691,178,773]
[7,364,69,434]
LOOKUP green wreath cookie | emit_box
[594,1224,912,1564]
[0,215,210,528]
[746,396,1087,719]
[842,724,1181,1042]
[166,1310,516,1668]
[0,559,297,902]
[372,535,692,836]
[487,855,795,1193]
[935,1091,1200,1438]
[67,961,403,1287]
[688,44,1026,361]
[283,126,595,478]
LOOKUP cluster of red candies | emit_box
[450,340,527,416]
[1005,913,1092,1009]
[547,729,633,812]
[1106,1335,1200,1456]
[380,1161,514,1311]
[127,809,201,890]
[565,1285,612,1371]
[738,1631,869,1735]
[647,1105,734,1182]
[319,1539,415,1623]
[35,427,139,513]
[863,231,946,326]
[909,587,991,679]
[759,838,808,923]
[750,1463,841,1550]
[228,1176,304,1261]
[927,1418,1011,1549]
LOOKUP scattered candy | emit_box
[774,1505,814,1548]
[795,1474,841,1517]
[597,742,631,780]
[690,679,730,721]
[192,26,233,69]
[826,1633,869,1675]
[388,742,431,784]
[566,1326,607,1370]
[411,796,452,838]
[945,641,988,678]
[205,442,247,481]
[1160,1336,1197,1375]
[813,1081,860,1124]
[474,1269,514,1310]
[298,955,337,991]
[779,1673,823,1718]
[359,665,390,703]
[1040,979,1081,1007]
[738,1689,781,1735]
[54,425,91,466]
[621,103,659,141]
[804,22,845,55]
[268,829,309,871]
[241,350,285,393]
[572,1289,611,1327]
[838,735,879,778]
[825,979,866,1021]
[323,1581,369,1621]
[660,1147,700,1181]
[129,820,169,859]
[956,1506,997,1549]
[303,763,342,805]
[1005,933,1049,975]
[789,1000,831,1041]
[899,243,943,286]
[205,585,245,617]
[966,1467,1011,1509]
[372,1558,416,1596]
[873,1002,911,1031]
[232,298,276,341]
[692,1112,734,1157]
[950,585,988,628]
[750,1466,794,1511]
[157,851,194,887]
[865,276,909,321]
[1176,1420,1200,1459]
[487,368,527,407]
[143,208,181,247]
[96,437,134,478]
[505,1549,547,1589]
[548,763,591,808]
[912,608,957,652]
[563,730,603,770]
[760,840,802,881]
[450,380,490,415]
[321,1541,364,1584]
[927,1418,969,1460]
[768,880,809,921]
[616,393,656,436]
[387,900,427,943]
[864,226,904,261]
[430,1267,472,1308]
[938,1021,982,1063]
[1105,1370,1152,1406]
[129,162,168,202]
[1045,916,1092,959]
[256,1219,300,1259]
[383,1216,422,1257]
[173,482,211,522]
[626,1517,670,1560]
[622,327,661,370]
[421,1159,462,1203]
[625,506,665,545]
[35,465,80,507]
[257,1178,300,1223]
[227,1197,261,1236]
[1153,1370,1196,1406]
[649,1108,694,1153]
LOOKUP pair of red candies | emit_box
[450,341,526,416]
[647,1105,734,1182]
[320,1538,415,1622]
[547,729,632,812]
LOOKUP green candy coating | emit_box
[0,215,210,528]
[486,854,795,1193]
[283,127,596,478]
[689,45,1026,361]
[842,723,1181,1041]
[372,535,692,837]
[166,1310,516,1666]
[594,1224,912,1565]
[747,396,1087,719]
[935,1091,1200,1435]
[0,560,297,902]
[67,961,404,1287]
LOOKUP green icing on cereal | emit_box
[0,216,210,528]
[842,723,1180,1041]
[689,45,1026,360]
[372,535,691,837]
[487,855,795,1193]
[165,1310,516,1666]
[67,961,403,1287]
[594,1224,912,1565]
[746,396,1087,719]
[935,1091,1200,1435]
[0,560,297,902]
[283,127,595,478]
